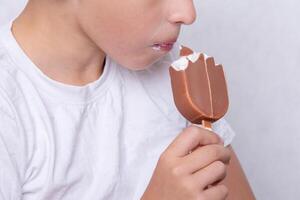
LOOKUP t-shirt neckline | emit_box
[0,20,116,104]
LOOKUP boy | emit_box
[0,0,255,199]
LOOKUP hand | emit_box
[141,125,231,200]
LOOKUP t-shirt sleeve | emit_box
[0,92,23,199]
[212,118,236,147]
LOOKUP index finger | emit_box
[166,125,221,157]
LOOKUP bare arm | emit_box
[221,145,256,200]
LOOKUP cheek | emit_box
[77,0,164,68]
[98,22,164,70]
[79,2,147,46]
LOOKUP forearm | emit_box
[222,146,256,200]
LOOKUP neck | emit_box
[12,1,106,86]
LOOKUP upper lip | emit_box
[153,38,177,45]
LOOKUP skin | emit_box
[13,0,196,85]
[141,126,256,200]
[12,0,255,199]
[221,146,256,200]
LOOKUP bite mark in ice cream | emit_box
[171,45,210,71]
[169,45,229,129]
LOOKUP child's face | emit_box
[75,0,196,70]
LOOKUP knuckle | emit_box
[170,165,184,177]
[159,154,185,177]
[180,179,198,198]
[181,179,192,191]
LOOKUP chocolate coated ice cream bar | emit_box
[169,45,229,129]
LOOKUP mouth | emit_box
[151,42,175,52]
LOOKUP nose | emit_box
[167,0,197,25]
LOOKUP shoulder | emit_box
[0,21,23,89]
[0,38,24,106]
[0,43,29,178]
[0,58,20,135]
[0,45,18,120]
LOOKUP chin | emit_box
[121,56,162,71]
[123,65,150,71]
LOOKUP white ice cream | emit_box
[171,45,210,71]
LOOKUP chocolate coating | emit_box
[169,46,229,125]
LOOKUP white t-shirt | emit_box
[0,21,235,200]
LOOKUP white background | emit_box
[1,0,299,199]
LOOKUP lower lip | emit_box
[151,43,174,52]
